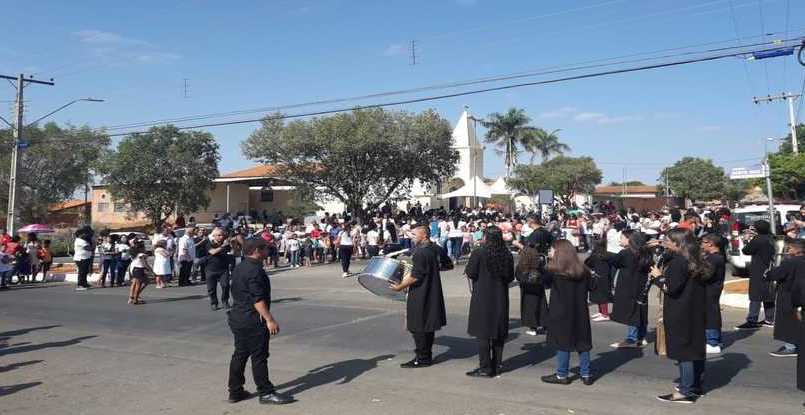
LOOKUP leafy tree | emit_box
[522,128,570,164]
[0,122,109,224]
[242,108,457,221]
[776,124,805,154]
[608,180,646,186]
[508,156,602,207]
[722,178,750,202]
[658,157,726,201]
[101,125,220,228]
[481,108,539,177]
[767,152,805,200]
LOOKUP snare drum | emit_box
[357,257,407,302]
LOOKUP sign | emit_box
[537,189,554,204]
[730,165,767,180]
[16,140,29,149]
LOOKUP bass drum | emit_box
[357,257,407,302]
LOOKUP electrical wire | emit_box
[103,42,804,138]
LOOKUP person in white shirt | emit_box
[366,226,380,257]
[73,228,94,290]
[606,224,623,254]
[128,251,152,305]
[153,240,172,288]
[336,222,354,277]
[115,235,132,286]
[287,234,301,268]
[177,227,197,286]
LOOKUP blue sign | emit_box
[16,140,29,149]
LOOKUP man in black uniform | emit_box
[390,226,447,368]
[226,237,293,405]
[204,228,232,311]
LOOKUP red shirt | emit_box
[310,229,321,239]
[0,233,10,249]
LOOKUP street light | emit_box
[6,97,104,234]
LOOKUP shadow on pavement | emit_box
[273,297,304,305]
[704,353,752,393]
[0,336,97,357]
[722,329,758,349]
[276,354,394,396]
[589,348,644,379]
[502,341,554,373]
[0,360,44,373]
[147,294,207,304]
[0,325,61,338]
[433,334,522,365]
[0,381,42,397]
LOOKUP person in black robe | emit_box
[735,220,776,330]
[653,229,709,404]
[515,216,552,336]
[786,240,805,403]
[584,238,613,322]
[540,239,596,386]
[766,239,805,357]
[390,226,447,368]
[608,230,652,348]
[465,226,514,378]
[701,233,727,354]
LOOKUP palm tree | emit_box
[481,108,538,177]
[523,128,571,163]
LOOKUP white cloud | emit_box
[539,106,577,119]
[573,112,641,125]
[383,44,406,57]
[74,30,149,46]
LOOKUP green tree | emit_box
[101,125,220,228]
[0,122,110,224]
[608,180,646,186]
[767,152,805,200]
[507,156,602,207]
[658,157,726,201]
[242,108,457,221]
[722,178,751,202]
[776,124,804,154]
[481,108,539,177]
[522,128,570,164]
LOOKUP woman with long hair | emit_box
[652,228,710,403]
[540,239,595,386]
[700,233,727,354]
[609,230,653,348]
[465,225,514,378]
[765,238,805,358]
[585,237,614,322]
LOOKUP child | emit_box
[152,239,172,289]
[287,234,300,268]
[37,240,53,283]
[128,251,152,304]
[302,234,314,267]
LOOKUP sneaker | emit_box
[734,321,761,330]
[590,312,602,319]
[342,272,350,278]
[674,386,703,396]
[769,346,798,357]
[610,341,640,349]
[657,393,696,404]
[525,329,538,336]
[75,286,88,291]
[592,315,610,322]
[762,320,775,328]
[541,374,571,385]
[706,344,722,354]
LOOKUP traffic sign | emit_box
[729,165,767,180]
[16,140,29,149]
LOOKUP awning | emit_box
[489,177,516,195]
[438,176,493,199]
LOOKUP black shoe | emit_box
[582,376,594,386]
[535,327,546,335]
[400,358,432,368]
[259,392,294,405]
[228,389,251,403]
[211,304,219,311]
[541,374,571,385]
[769,346,798,357]
[466,368,495,378]
[657,393,696,404]
[734,321,761,330]
[674,385,703,396]
[762,320,775,328]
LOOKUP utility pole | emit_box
[764,138,776,234]
[1,73,55,234]
[664,168,670,207]
[410,40,417,66]
[753,92,801,153]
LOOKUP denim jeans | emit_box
[0,270,11,286]
[289,250,300,267]
[705,329,721,347]
[747,301,775,323]
[449,237,463,261]
[678,360,705,396]
[626,324,647,343]
[100,258,117,286]
[556,350,591,378]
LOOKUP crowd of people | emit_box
[0,230,54,289]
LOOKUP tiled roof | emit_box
[220,165,281,178]
[49,199,90,212]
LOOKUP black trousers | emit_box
[478,337,505,372]
[178,260,193,286]
[207,271,230,306]
[228,325,275,395]
[411,331,435,361]
[338,246,353,273]
[76,258,91,287]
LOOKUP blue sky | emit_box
[2,0,804,185]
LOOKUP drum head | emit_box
[357,274,406,302]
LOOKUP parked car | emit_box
[727,204,800,273]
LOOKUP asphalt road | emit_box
[0,259,801,415]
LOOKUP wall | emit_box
[90,188,150,230]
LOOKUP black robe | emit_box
[789,270,805,391]
[704,252,726,331]
[585,253,613,305]
[767,256,805,345]
[742,235,775,302]
[609,249,648,327]
[662,254,706,362]
[406,243,447,333]
[543,271,594,352]
[465,246,514,340]
[516,249,548,329]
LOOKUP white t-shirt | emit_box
[366,230,380,246]
[131,253,147,269]
[338,231,353,246]
[73,238,92,261]
[447,222,464,238]
[606,229,622,254]
[287,238,300,252]
[177,234,196,262]
[116,243,131,261]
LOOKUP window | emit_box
[260,190,274,202]
[113,203,128,213]
[96,202,109,213]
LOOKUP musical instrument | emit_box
[356,257,411,302]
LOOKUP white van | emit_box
[727,204,800,272]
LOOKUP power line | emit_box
[104,42,804,138]
[98,35,805,133]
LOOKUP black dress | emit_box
[466,246,514,340]
[767,256,805,345]
[542,271,594,352]
[661,254,706,362]
[789,268,805,391]
[585,253,613,305]
[609,249,648,327]
[516,248,549,329]
[742,235,775,302]
[406,243,447,333]
[704,253,726,331]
